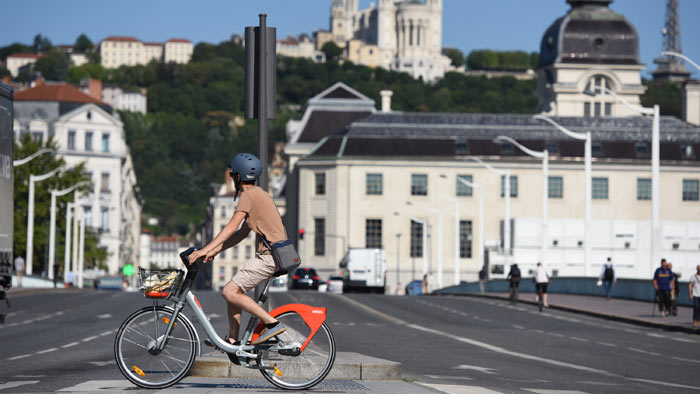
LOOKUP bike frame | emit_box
[151,249,325,367]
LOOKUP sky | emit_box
[2,0,699,79]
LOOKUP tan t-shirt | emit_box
[235,186,287,252]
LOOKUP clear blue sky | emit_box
[2,0,698,78]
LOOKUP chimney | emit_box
[683,81,700,126]
[380,90,393,113]
[88,78,102,100]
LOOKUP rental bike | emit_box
[113,248,336,390]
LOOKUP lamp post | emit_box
[78,209,86,289]
[26,166,65,276]
[456,177,484,285]
[465,157,511,267]
[584,86,660,276]
[408,216,428,277]
[495,136,549,265]
[64,202,74,287]
[48,181,90,280]
[13,149,54,167]
[440,194,460,286]
[534,115,592,276]
[661,51,700,71]
[427,207,443,289]
[395,233,401,295]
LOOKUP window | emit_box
[548,176,563,198]
[233,246,239,259]
[592,177,608,199]
[245,245,252,259]
[594,102,601,117]
[83,206,92,227]
[681,144,694,159]
[410,220,423,258]
[500,175,518,197]
[545,141,558,154]
[85,131,93,151]
[101,207,109,232]
[456,175,473,197]
[591,142,603,157]
[365,219,382,249]
[315,173,326,195]
[219,267,226,281]
[101,173,110,193]
[637,178,651,200]
[101,133,110,152]
[604,102,612,116]
[68,131,76,150]
[683,179,699,201]
[411,174,427,196]
[366,173,382,195]
[635,142,649,157]
[221,207,226,218]
[500,142,514,154]
[584,102,591,117]
[314,218,325,256]
[31,132,43,143]
[460,220,473,258]
[456,137,468,154]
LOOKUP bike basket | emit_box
[138,268,184,298]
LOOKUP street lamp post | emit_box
[584,86,660,276]
[661,51,700,71]
[456,177,484,284]
[64,202,74,287]
[13,149,54,167]
[495,136,549,265]
[26,166,65,276]
[440,194,460,286]
[409,217,428,277]
[465,157,511,267]
[395,233,401,295]
[427,207,443,289]
[78,210,86,289]
[534,115,592,276]
[48,181,90,280]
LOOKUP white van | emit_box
[339,248,386,293]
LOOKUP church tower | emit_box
[331,0,358,45]
[536,0,646,117]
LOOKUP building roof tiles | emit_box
[15,83,106,105]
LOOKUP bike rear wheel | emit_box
[257,311,336,390]
[114,306,197,389]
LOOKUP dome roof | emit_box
[538,0,641,68]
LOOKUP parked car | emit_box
[339,248,386,293]
[405,279,423,296]
[269,275,288,292]
[289,268,320,290]
[326,276,344,294]
[97,276,123,291]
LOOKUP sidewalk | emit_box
[459,292,700,334]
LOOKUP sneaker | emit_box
[252,321,287,345]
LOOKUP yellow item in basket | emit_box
[145,271,178,292]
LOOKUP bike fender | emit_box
[252,304,326,352]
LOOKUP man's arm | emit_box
[220,222,251,251]
[189,211,247,263]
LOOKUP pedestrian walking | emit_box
[599,257,616,300]
[689,265,700,327]
[478,268,487,294]
[14,255,25,288]
[653,258,675,317]
[668,262,680,316]
[534,262,550,307]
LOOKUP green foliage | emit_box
[66,63,106,84]
[321,41,343,62]
[34,49,72,81]
[13,135,106,274]
[467,50,538,71]
[0,42,32,62]
[0,65,9,79]
[641,80,683,118]
[73,34,94,52]
[443,48,465,68]
[32,34,53,53]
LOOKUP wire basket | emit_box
[138,268,184,299]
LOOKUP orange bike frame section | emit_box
[251,304,327,352]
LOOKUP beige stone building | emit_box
[6,53,42,77]
[684,81,700,126]
[163,39,193,64]
[100,36,192,68]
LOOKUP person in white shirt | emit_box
[599,257,616,300]
[534,262,550,307]
[689,264,700,327]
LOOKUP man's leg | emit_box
[222,281,277,340]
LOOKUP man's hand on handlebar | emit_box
[188,248,216,265]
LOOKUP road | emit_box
[1,289,699,393]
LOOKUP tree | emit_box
[444,48,465,68]
[321,41,343,62]
[33,49,72,81]
[67,63,106,84]
[641,80,682,118]
[0,65,9,79]
[13,135,104,275]
[73,34,94,52]
[32,34,53,53]
[0,42,32,62]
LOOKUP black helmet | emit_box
[229,153,262,182]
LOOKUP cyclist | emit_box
[189,153,287,348]
[534,262,550,307]
[507,264,521,304]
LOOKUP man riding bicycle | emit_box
[189,153,287,349]
[507,264,521,303]
[534,262,550,307]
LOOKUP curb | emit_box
[434,292,700,335]
[190,351,402,380]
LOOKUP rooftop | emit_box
[15,83,106,105]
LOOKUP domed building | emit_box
[535,0,647,117]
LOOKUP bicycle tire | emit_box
[114,306,197,389]
[257,311,336,390]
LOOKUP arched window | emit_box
[584,75,615,117]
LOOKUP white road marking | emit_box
[96,314,112,319]
[523,390,589,394]
[646,332,666,338]
[62,342,79,348]
[597,342,617,347]
[670,337,695,343]
[82,335,99,342]
[627,378,698,390]
[99,330,113,337]
[569,337,588,342]
[672,356,700,363]
[36,347,58,354]
[424,375,474,381]
[0,381,40,390]
[452,365,498,374]
[547,333,565,338]
[88,360,115,367]
[7,354,31,360]
[627,347,661,357]
[481,318,492,323]
[418,383,502,394]
[512,325,525,329]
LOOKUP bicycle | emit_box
[508,281,519,306]
[535,283,545,312]
[113,248,336,390]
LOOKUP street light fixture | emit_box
[13,149,54,167]
[456,177,484,285]
[584,85,660,276]
[533,115,592,276]
[494,136,548,266]
[661,51,700,71]
[48,181,91,280]
[464,157,511,267]
[26,165,66,276]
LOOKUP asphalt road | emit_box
[1,289,699,393]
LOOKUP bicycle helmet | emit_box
[229,153,263,181]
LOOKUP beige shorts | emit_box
[231,253,277,293]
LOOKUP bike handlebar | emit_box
[177,247,205,296]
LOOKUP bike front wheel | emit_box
[114,306,197,389]
[257,311,336,390]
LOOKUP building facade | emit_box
[99,36,192,68]
[6,53,42,77]
[327,0,450,81]
[102,86,147,114]
[13,83,142,275]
